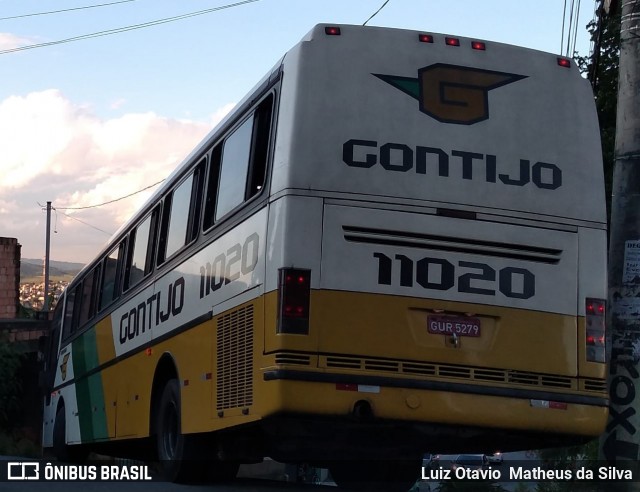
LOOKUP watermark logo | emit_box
[7,462,39,480]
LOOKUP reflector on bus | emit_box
[277,268,311,334]
[586,298,606,363]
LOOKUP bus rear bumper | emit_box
[260,369,608,455]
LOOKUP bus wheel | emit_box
[53,406,87,463]
[329,458,421,491]
[156,379,191,482]
[155,379,238,483]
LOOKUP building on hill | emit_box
[0,237,21,319]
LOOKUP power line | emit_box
[56,179,164,210]
[363,0,391,26]
[59,210,114,236]
[0,0,260,55]
[562,0,583,56]
[39,201,114,236]
[561,0,568,53]
[565,0,576,56]
[0,0,137,22]
[572,0,582,56]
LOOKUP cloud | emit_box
[0,90,235,262]
[210,102,236,127]
[109,98,127,110]
[0,32,34,51]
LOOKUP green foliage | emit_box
[17,304,38,319]
[538,438,599,464]
[575,11,620,222]
[0,333,23,428]
[0,430,41,458]
[535,440,600,492]
[513,483,532,492]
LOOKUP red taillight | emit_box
[325,26,341,36]
[557,57,571,68]
[277,268,311,334]
[471,41,486,50]
[586,298,606,362]
[419,34,434,43]
[445,37,460,47]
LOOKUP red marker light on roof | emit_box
[325,26,341,36]
[419,34,434,43]
[557,57,571,68]
[472,41,486,51]
[445,37,460,47]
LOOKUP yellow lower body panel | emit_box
[260,377,606,438]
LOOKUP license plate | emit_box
[427,315,481,337]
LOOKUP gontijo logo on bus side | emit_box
[374,63,527,125]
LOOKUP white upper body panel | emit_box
[272,24,605,225]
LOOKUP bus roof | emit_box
[272,24,605,225]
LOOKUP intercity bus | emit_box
[41,24,608,490]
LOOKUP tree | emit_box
[0,333,23,427]
[576,8,621,221]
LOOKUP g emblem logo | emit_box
[375,64,527,125]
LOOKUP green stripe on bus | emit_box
[73,328,108,442]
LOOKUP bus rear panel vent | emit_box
[217,305,254,411]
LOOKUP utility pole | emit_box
[43,201,51,312]
[600,0,640,487]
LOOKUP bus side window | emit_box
[159,174,194,263]
[77,266,100,327]
[88,265,101,320]
[215,116,254,221]
[246,94,273,199]
[99,241,125,311]
[212,94,273,224]
[203,145,222,230]
[125,211,155,290]
[157,163,204,265]
[70,282,84,334]
[62,287,76,341]
[145,206,160,274]
[188,158,207,243]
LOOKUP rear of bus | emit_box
[261,24,607,461]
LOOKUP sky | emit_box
[0,0,597,265]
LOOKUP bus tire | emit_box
[156,379,191,482]
[329,458,421,491]
[156,379,239,483]
[53,406,87,463]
